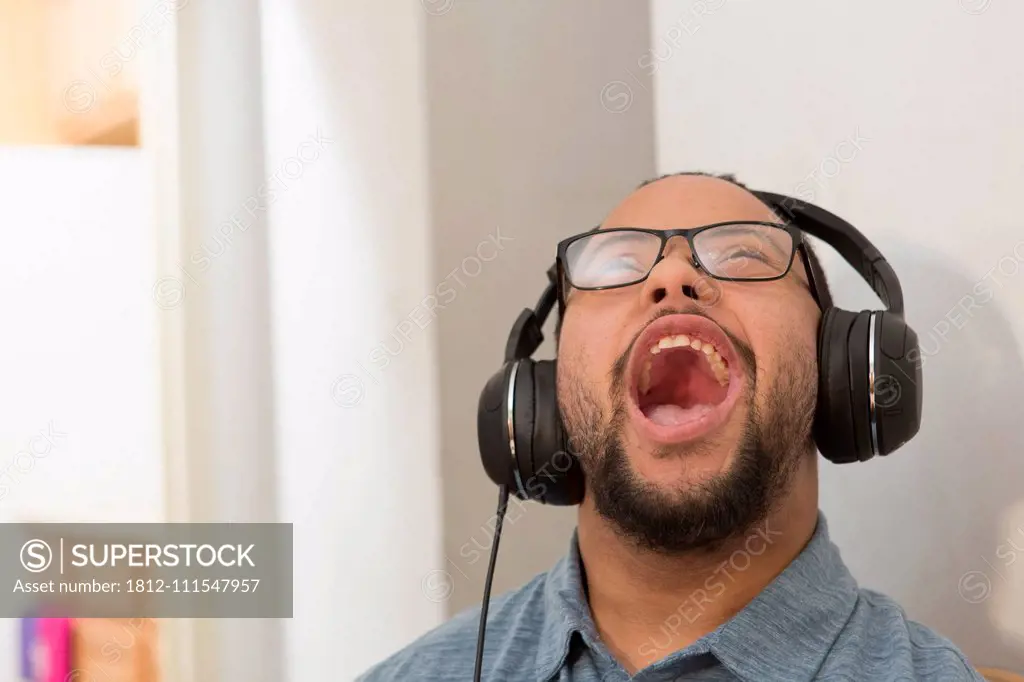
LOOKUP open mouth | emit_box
[626,315,744,444]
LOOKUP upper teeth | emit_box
[640,334,730,393]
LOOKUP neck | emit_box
[576,458,819,674]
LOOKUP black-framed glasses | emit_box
[556,221,803,291]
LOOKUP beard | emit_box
[558,316,817,555]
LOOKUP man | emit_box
[358,173,984,681]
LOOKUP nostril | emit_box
[653,285,699,305]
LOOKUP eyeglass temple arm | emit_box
[797,242,833,312]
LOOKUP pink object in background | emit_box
[30,618,71,682]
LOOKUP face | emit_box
[556,176,821,554]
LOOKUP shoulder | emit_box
[355,570,554,682]
[820,587,985,680]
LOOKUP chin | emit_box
[621,314,749,478]
[624,425,746,491]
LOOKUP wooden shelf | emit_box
[0,0,139,147]
[55,86,139,147]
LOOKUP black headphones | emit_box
[477,191,923,507]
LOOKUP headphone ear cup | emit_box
[477,361,519,491]
[871,311,923,455]
[816,308,921,463]
[529,360,584,506]
[476,359,584,505]
[815,307,866,464]
[512,358,538,488]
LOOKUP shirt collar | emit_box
[534,511,859,682]
[707,512,859,681]
[535,535,596,680]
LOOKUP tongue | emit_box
[643,402,716,426]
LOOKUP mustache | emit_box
[609,306,757,399]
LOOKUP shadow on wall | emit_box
[819,239,1024,673]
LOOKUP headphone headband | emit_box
[504,267,558,362]
[752,190,905,316]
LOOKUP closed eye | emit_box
[721,247,769,261]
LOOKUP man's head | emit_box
[555,172,828,554]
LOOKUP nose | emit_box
[640,235,707,307]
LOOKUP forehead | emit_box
[600,175,782,230]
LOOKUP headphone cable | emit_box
[473,484,510,682]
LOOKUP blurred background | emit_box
[1,0,1023,680]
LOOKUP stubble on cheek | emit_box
[557,344,613,467]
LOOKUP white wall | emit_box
[158,1,283,678]
[651,0,1024,671]
[0,147,164,680]
[258,1,443,680]
[423,0,657,617]
[0,147,163,523]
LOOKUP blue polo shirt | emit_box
[357,512,984,681]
